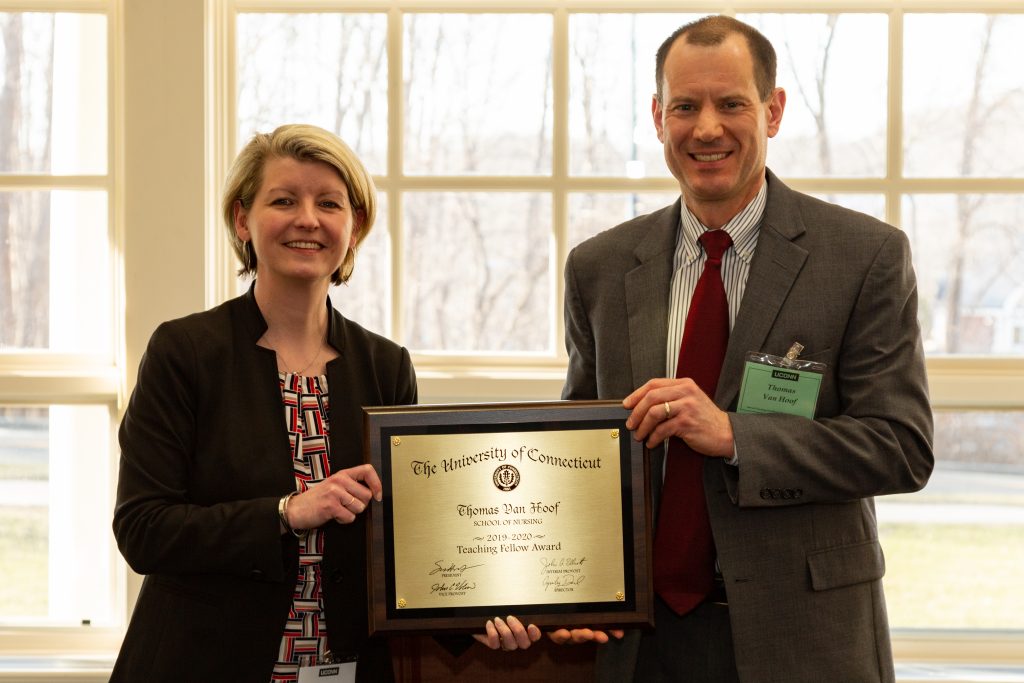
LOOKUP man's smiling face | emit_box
[653,32,785,227]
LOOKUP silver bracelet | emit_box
[277,491,305,537]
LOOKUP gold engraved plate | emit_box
[390,429,625,608]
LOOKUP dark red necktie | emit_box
[653,229,733,615]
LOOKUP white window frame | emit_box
[0,0,126,661]
[211,0,1024,667]
[212,0,1024,407]
[2,0,1020,670]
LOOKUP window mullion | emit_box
[886,8,903,228]
[388,7,405,343]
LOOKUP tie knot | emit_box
[699,229,733,264]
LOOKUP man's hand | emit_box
[548,628,625,644]
[623,378,733,456]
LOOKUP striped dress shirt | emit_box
[663,181,766,471]
[665,180,766,379]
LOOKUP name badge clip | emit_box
[736,342,826,420]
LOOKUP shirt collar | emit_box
[676,180,766,265]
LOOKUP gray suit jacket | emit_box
[562,171,933,683]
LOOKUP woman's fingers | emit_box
[473,619,501,649]
[348,463,383,501]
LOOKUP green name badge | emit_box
[736,357,823,420]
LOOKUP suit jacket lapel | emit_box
[624,200,681,389]
[623,201,678,513]
[717,173,808,408]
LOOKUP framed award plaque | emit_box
[363,400,653,634]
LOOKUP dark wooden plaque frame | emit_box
[363,400,653,635]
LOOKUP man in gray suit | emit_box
[554,14,934,683]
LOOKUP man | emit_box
[558,15,934,683]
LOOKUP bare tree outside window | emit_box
[887,16,1023,631]
[237,14,388,171]
[568,192,679,250]
[1,13,54,351]
[237,13,390,332]
[238,14,556,351]
[904,14,1024,355]
[401,15,553,352]
[569,13,700,179]
[744,13,888,179]
[404,14,552,177]
[1,12,112,624]
[402,192,550,352]
[1,12,109,355]
[1,16,56,618]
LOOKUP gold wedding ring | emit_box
[664,401,671,419]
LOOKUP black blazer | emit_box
[111,286,417,682]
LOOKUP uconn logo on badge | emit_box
[493,464,521,491]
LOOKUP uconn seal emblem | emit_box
[493,464,520,492]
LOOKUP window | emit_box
[224,3,1024,651]
[0,1,121,645]
[883,411,1024,630]
[6,0,1013,668]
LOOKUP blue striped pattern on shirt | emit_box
[665,181,766,378]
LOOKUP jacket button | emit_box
[331,569,344,583]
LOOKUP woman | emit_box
[111,124,415,681]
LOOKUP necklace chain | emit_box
[272,326,327,376]
[289,344,323,376]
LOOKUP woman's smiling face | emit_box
[234,155,361,287]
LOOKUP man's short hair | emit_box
[655,15,777,103]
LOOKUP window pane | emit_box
[809,193,885,221]
[568,193,881,250]
[0,191,110,354]
[403,193,550,352]
[570,14,888,179]
[742,13,888,178]
[404,15,552,175]
[903,194,1024,355]
[569,14,701,178]
[0,405,115,625]
[236,13,388,173]
[0,408,46,620]
[904,15,1024,178]
[331,194,391,337]
[880,410,1024,629]
[568,192,679,248]
[0,13,107,175]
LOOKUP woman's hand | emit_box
[473,616,542,651]
[284,463,382,530]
